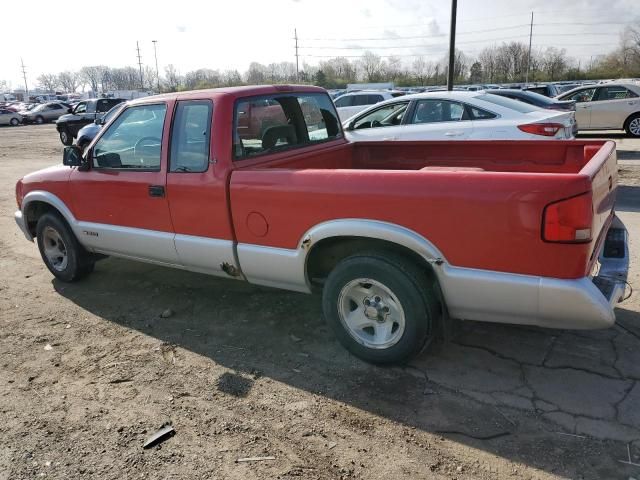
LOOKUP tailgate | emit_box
[580,141,618,266]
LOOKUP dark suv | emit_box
[56,98,125,145]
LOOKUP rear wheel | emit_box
[322,251,439,364]
[35,115,45,125]
[9,118,19,126]
[36,213,94,282]
[625,114,640,138]
[59,129,73,145]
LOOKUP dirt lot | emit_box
[1,125,640,480]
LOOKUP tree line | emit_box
[32,24,640,94]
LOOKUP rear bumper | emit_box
[439,215,629,329]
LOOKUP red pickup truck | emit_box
[14,85,630,364]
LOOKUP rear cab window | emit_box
[233,93,342,160]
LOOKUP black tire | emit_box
[322,251,439,365]
[9,118,19,126]
[36,212,94,282]
[35,115,45,125]
[59,129,73,145]
[625,113,640,138]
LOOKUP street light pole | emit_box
[447,0,458,91]
[152,40,160,92]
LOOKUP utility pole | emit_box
[525,11,533,84]
[446,0,457,91]
[136,41,144,89]
[294,28,300,82]
[152,40,160,91]
[20,58,29,101]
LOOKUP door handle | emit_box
[148,185,165,197]
[445,132,463,136]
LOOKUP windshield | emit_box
[475,93,539,113]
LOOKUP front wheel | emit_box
[625,114,640,138]
[322,251,439,364]
[10,118,20,126]
[36,213,94,282]
[35,115,45,124]
[59,129,73,145]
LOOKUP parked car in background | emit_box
[75,103,125,150]
[21,102,68,124]
[0,108,22,126]
[334,90,406,121]
[56,98,125,145]
[343,91,576,141]
[486,89,576,111]
[557,82,640,137]
[524,84,562,97]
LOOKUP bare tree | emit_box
[143,66,158,90]
[245,62,267,84]
[541,47,568,81]
[81,66,107,94]
[411,57,434,86]
[164,64,182,91]
[358,51,383,82]
[37,73,60,92]
[57,71,80,93]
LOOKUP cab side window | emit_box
[92,104,167,170]
[170,100,212,173]
[75,102,87,114]
[233,93,341,160]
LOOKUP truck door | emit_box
[165,99,239,277]
[69,101,178,264]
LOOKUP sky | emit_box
[1,0,638,90]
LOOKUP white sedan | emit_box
[343,91,577,141]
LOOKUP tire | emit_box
[10,118,19,126]
[625,113,640,138]
[36,212,94,282]
[59,129,73,145]
[322,251,439,365]
[35,115,45,125]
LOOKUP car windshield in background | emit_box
[476,94,539,113]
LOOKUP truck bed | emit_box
[257,140,611,174]
[230,140,617,280]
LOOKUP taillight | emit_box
[518,123,564,136]
[542,193,593,243]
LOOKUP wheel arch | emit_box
[302,219,446,289]
[22,191,77,239]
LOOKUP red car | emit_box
[14,85,629,364]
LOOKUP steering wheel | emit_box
[134,137,161,159]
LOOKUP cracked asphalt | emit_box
[1,125,639,479]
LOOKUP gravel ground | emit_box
[1,124,639,480]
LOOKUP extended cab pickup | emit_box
[56,98,125,146]
[15,85,630,364]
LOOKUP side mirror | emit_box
[347,120,356,131]
[63,145,83,167]
[94,117,103,125]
